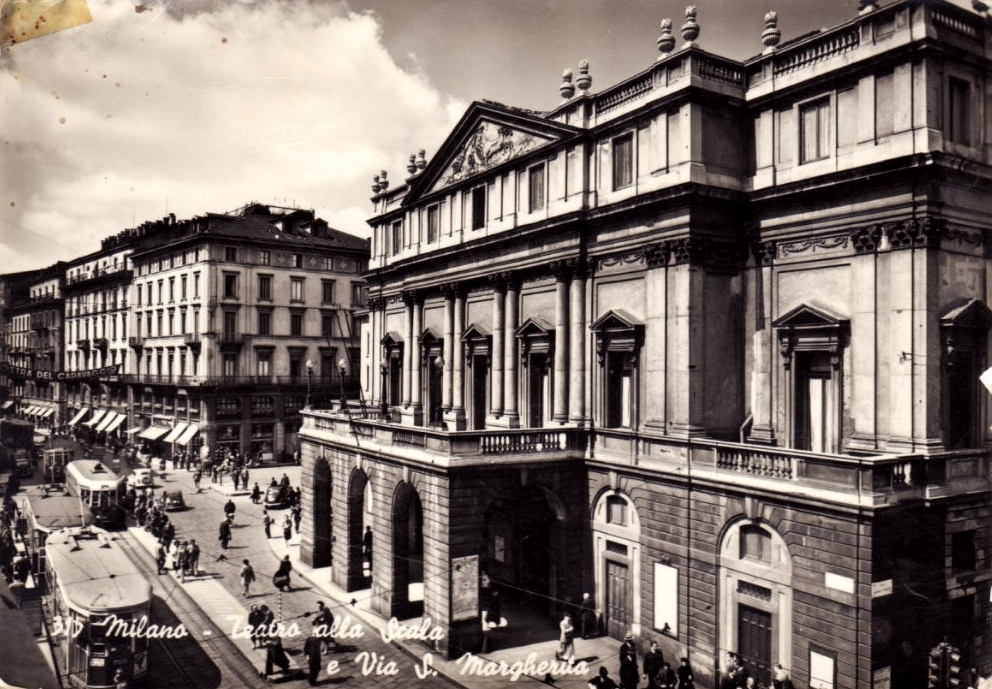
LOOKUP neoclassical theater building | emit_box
[299,2,992,686]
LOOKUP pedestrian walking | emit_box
[219,517,232,549]
[263,634,290,677]
[188,539,200,576]
[292,504,302,534]
[657,663,678,689]
[313,601,337,653]
[240,558,256,597]
[363,526,373,562]
[273,554,293,591]
[303,628,323,685]
[193,470,202,493]
[580,592,598,638]
[247,604,265,649]
[155,542,166,575]
[176,542,189,582]
[241,468,249,491]
[589,666,619,689]
[282,514,293,544]
[224,499,236,522]
[480,590,501,653]
[644,640,665,689]
[263,511,273,539]
[251,482,261,504]
[619,632,639,689]
[166,540,179,571]
[676,657,695,689]
[555,612,575,663]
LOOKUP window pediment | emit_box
[773,303,849,369]
[591,309,644,366]
[515,315,555,339]
[419,327,443,344]
[940,298,992,330]
[381,331,404,346]
[462,322,492,340]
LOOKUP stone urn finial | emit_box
[416,149,427,171]
[407,154,417,175]
[761,11,781,52]
[372,175,381,194]
[379,170,388,192]
[657,18,675,56]
[576,59,592,93]
[681,5,700,45]
[858,0,878,14]
[559,68,575,100]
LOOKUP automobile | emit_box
[163,490,185,511]
[264,483,290,508]
[128,467,153,489]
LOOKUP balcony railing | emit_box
[300,410,989,504]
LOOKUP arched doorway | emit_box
[591,489,641,640]
[718,519,793,687]
[311,458,332,568]
[391,482,424,619]
[484,484,565,627]
[346,469,369,592]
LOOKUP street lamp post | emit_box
[305,359,314,408]
[338,358,348,413]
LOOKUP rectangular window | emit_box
[259,250,271,266]
[291,313,304,337]
[136,284,142,306]
[800,98,830,163]
[225,247,238,262]
[256,351,271,377]
[223,311,237,336]
[952,530,976,573]
[949,77,971,146]
[351,283,366,307]
[157,280,163,304]
[179,308,186,334]
[258,275,272,301]
[809,648,835,689]
[321,280,336,304]
[606,495,627,525]
[258,311,271,336]
[180,275,187,301]
[471,187,486,229]
[293,253,303,268]
[322,315,335,339]
[290,277,304,302]
[168,277,175,302]
[223,273,238,299]
[391,221,403,255]
[223,353,237,377]
[794,351,836,453]
[427,205,439,243]
[193,272,200,299]
[529,164,545,212]
[612,133,634,190]
[739,525,771,563]
[875,72,894,138]
[605,351,633,428]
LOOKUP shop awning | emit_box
[95,412,120,432]
[23,406,38,417]
[105,414,127,433]
[124,427,143,435]
[163,423,188,444]
[138,426,169,441]
[0,401,13,409]
[67,407,90,427]
[83,409,107,427]
[40,408,55,419]
[176,424,199,446]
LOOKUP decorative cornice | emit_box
[885,217,943,250]
[669,237,710,265]
[645,243,670,268]
[850,226,882,254]
[778,233,849,257]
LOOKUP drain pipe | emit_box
[739,413,753,444]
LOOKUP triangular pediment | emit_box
[515,315,555,338]
[940,298,992,329]
[462,322,492,340]
[381,331,404,346]
[409,101,581,200]
[419,327,442,343]
[590,309,644,332]
[772,303,847,330]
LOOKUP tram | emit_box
[43,446,73,483]
[45,527,151,689]
[64,460,126,530]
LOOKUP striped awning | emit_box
[67,407,90,426]
[163,423,188,444]
[39,408,55,418]
[105,414,127,433]
[138,426,169,441]
[176,424,199,446]
[0,401,13,409]
[83,409,107,427]
[95,412,120,432]
[23,406,38,416]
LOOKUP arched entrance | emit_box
[346,468,369,592]
[484,484,565,626]
[591,489,641,640]
[391,482,424,619]
[311,458,332,568]
[718,519,793,687]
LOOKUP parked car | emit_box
[163,490,185,511]
[128,468,153,489]
[264,483,289,508]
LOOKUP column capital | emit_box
[439,282,464,300]
[751,240,776,266]
[367,296,388,311]
[401,289,422,306]
[850,226,882,254]
[645,243,670,268]
[488,271,519,293]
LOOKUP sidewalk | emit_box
[266,504,622,689]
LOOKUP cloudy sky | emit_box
[0,0,979,271]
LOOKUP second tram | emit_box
[46,527,151,688]
[64,461,126,530]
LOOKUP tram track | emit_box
[115,529,270,689]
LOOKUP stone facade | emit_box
[301,2,992,687]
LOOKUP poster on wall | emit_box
[451,554,480,622]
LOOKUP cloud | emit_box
[0,0,464,271]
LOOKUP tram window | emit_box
[80,488,91,503]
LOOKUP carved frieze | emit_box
[850,226,882,254]
[435,122,551,190]
[778,234,849,257]
[885,217,943,250]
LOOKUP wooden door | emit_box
[737,604,772,686]
[528,354,547,428]
[605,560,630,639]
[472,358,487,430]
